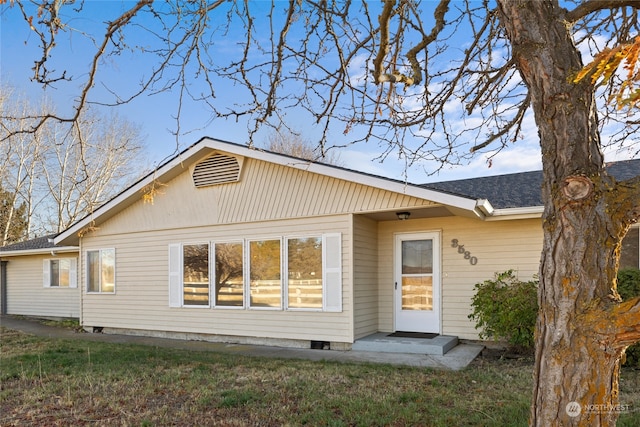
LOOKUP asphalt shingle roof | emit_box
[421,159,640,209]
[0,234,58,252]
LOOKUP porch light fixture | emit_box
[396,211,411,221]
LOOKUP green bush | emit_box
[617,268,640,367]
[468,268,640,365]
[468,270,538,351]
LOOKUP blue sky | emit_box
[0,1,633,184]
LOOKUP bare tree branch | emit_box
[566,0,640,22]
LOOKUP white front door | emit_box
[394,232,441,333]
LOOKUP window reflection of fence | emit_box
[250,279,281,307]
[184,281,209,305]
[184,279,324,308]
[217,280,243,306]
[288,279,323,308]
[402,277,433,311]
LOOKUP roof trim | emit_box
[54,137,488,245]
[0,246,79,257]
[485,206,544,221]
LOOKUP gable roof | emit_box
[422,159,640,210]
[53,137,492,246]
[47,136,640,246]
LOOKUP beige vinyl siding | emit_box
[352,215,379,340]
[4,253,80,318]
[96,157,435,236]
[80,215,354,344]
[378,217,543,339]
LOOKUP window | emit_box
[287,237,322,309]
[43,258,77,288]
[86,249,115,293]
[621,227,640,269]
[214,242,244,307]
[168,233,342,312]
[183,244,210,306]
[249,239,281,308]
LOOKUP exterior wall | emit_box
[81,215,353,344]
[98,156,436,236]
[3,253,80,318]
[77,155,438,346]
[378,216,543,340]
[352,215,379,340]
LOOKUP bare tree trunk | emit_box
[497,1,640,425]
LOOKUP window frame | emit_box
[85,248,116,294]
[285,235,324,312]
[43,257,77,289]
[181,242,211,308]
[621,225,640,269]
[212,240,245,309]
[247,237,283,310]
[168,233,341,312]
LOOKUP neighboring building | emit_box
[1,137,638,350]
[0,235,79,318]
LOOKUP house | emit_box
[1,137,638,351]
[0,235,79,319]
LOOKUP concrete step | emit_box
[352,332,458,356]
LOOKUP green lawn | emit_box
[1,327,638,426]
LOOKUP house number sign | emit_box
[451,239,478,265]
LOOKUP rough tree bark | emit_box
[497,1,640,425]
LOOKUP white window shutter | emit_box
[43,259,51,288]
[168,243,182,307]
[69,258,78,288]
[323,233,342,312]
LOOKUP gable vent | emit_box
[192,153,241,188]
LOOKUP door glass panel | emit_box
[402,240,432,274]
[402,276,433,310]
[401,239,433,311]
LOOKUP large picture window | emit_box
[287,237,322,309]
[43,258,77,288]
[214,242,244,307]
[168,233,341,312]
[249,239,281,308]
[87,249,115,293]
[183,244,210,306]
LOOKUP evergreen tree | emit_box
[0,185,28,246]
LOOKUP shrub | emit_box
[617,268,640,367]
[468,270,538,351]
[468,268,640,365]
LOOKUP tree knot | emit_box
[562,175,593,201]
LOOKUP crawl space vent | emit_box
[192,153,241,188]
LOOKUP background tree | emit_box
[265,129,343,166]
[3,1,640,425]
[38,110,145,232]
[0,87,146,238]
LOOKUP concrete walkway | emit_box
[0,315,484,370]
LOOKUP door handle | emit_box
[395,282,398,290]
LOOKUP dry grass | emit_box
[0,327,638,426]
